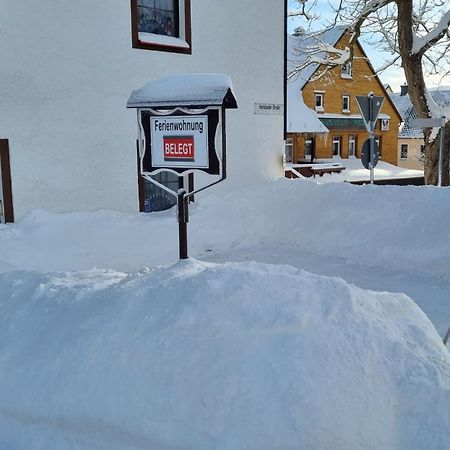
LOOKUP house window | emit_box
[400,144,408,160]
[285,138,293,163]
[305,139,313,158]
[332,136,341,156]
[342,95,350,113]
[341,61,352,78]
[420,144,425,160]
[141,172,180,212]
[381,118,390,131]
[375,136,382,157]
[348,135,356,157]
[314,93,324,112]
[131,0,192,54]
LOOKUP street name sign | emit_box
[410,118,445,128]
[254,103,283,115]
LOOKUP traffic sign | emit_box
[356,94,385,132]
[361,139,380,170]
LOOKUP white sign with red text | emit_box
[150,115,209,169]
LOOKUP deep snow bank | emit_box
[1,179,450,276]
[0,260,449,449]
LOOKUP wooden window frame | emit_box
[419,144,425,161]
[314,93,324,112]
[0,139,14,223]
[131,0,192,54]
[381,118,390,131]
[348,135,356,157]
[284,138,294,163]
[400,144,408,160]
[342,95,350,113]
[332,136,341,157]
[304,138,313,157]
[341,61,352,79]
[375,136,382,157]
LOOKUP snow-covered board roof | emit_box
[287,27,347,91]
[286,28,348,135]
[127,73,238,109]
[287,91,329,134]
[389,89,450,138]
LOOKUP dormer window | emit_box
[131,0,192,54]
[341,61,352,78]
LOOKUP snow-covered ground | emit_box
[287,157,424,183]
[0,178,449,449]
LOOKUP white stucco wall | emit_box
[0,1,284,219]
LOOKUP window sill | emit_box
[134,32,191,54]
[315,106,324,113]
[341,74,353,79]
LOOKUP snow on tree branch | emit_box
[349,0,396,45]
[411,10,450,55]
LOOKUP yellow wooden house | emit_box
[287,27,402,166]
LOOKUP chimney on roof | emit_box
[293,26,305,36]
[400,84,408,96]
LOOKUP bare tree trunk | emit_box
[425,138,440,185]
[444,125,450,186]
[396,0,446,185]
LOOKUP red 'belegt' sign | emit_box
[164,136,195,161]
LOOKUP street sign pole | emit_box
[177,188,188,260]
[439,117,446,187]
[369,95,375,184]
[356,93,384,183]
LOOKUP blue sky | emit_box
[287,0,409,91]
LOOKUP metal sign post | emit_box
[356,93,385,183]
[0,169,4,224]
[439,118,446,187]
[411,117,447,186]
[177,188,188,260]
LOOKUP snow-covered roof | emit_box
[287,91,329,134]
[127,73,238,109]
[389,89,450,138]
[286,28,348,135]
[287,27,347,91]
